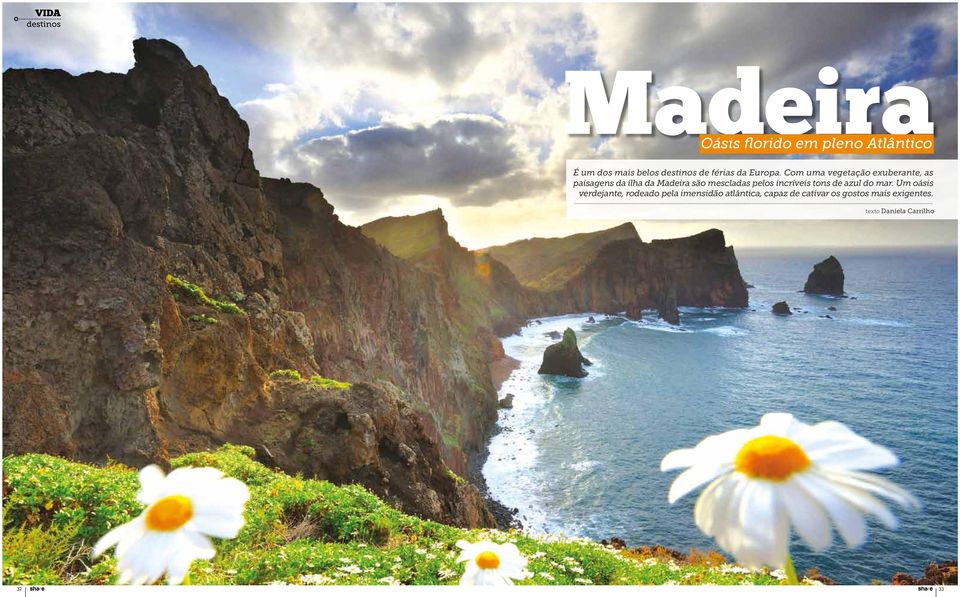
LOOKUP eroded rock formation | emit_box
[538,328,591,378]
[804,256,845,296]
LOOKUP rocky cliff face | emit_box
[2,38,496,527]
[503,228,747,322]
[361,210,545,336]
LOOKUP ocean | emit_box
[482,247,958,584]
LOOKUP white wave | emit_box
[844,318,911,328]
[700,325,749,337]
[567,460,601,472]
[623,318,688,333]
[678,305,740,314]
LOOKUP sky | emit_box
[3,2,958,249]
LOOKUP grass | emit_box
[166,274,246,316]
[2,446,786,586]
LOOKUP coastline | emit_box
[477,313,613,532]
[472,345,523,528]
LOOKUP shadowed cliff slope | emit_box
[485,222,640,291]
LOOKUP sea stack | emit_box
[772,301,792,315]
[538,328,591,378]
[804,256,845,296]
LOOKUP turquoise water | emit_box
[482,248,957,584]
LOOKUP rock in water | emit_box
[538,328,590,377]
[804,256,845,295]
[498,394,514,409]
[656,286,680,325]
[772,301,792,315]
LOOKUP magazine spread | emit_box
[1,1,957,592]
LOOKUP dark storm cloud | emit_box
[285,116,531,207]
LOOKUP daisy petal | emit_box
[794,473,866,548]
[668,462,732,503]
[758,413,806,437]
[780,479,833,552]
[694,476,735,536]
[836,471,921,510]
[721,478,786,569]
[137,465,167,504]
[661,448,697,471]
[808,442,899,471]
[93,520,136,558]
[165,550,195,585]
[182,530,217,560]
[828,482,899,529]
[190,510,246,539]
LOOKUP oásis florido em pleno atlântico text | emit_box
[566,66,933,136]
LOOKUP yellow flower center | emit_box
[144,495,193,531]
[475,551,501,570]
[734,435,811,481]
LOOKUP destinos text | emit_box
[566,66,933,136]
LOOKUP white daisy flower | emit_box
[93,464,250,585]
[456,539,529,585]
[661,412,919,571]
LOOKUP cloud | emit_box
[283,115,541,208]
[2,3,137,73]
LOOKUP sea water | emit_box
[482,248,957,584]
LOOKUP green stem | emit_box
[784,553,800,585]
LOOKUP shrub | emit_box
[308,375,351,390]
[165,274,246,316]
[270,369,302,381]
[188,314,218,325]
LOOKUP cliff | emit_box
[2,39,496,527]
[363,217,747,326]
[486,226,748,321]
[485,223,640,291]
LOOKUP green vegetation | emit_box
[359,211,446,260]
[165,274,246,316]
[2,446,784,586]
[440,430,460,449]
[308,376,352,390]
[270,369,303,381]
[269,370,351,390]
[445,469,465,485]
[188,314,219,325]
